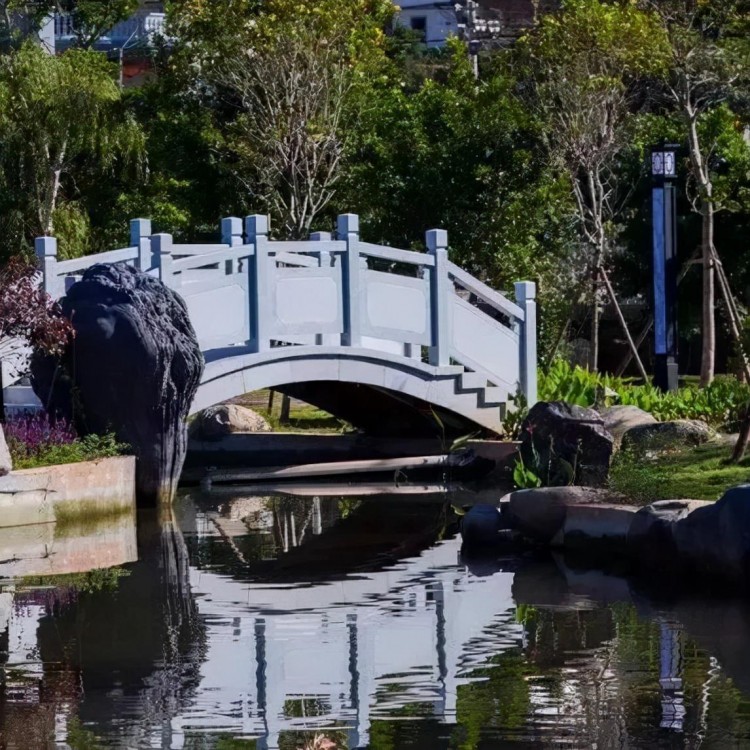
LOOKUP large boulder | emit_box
[501,486,627,544]
[519,401,614,486]
[31,263,203,504]
[669,485,750,583]
[191,404,271,441]
[626,498,712,570]
[598,405,656,446]
[621,419,712,453]
[0,425,11,476]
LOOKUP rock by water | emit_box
[191,404,271,441]
[31,263,203,504]
[519,401,614,487]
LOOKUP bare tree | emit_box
[524,0,667,372]
[217,24,354,239]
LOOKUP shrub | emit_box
[4,412,127,469]
[537,360,750,431]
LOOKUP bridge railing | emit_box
[35,213,537,405]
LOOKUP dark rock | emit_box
[31,263,203,504]
[519,401,614,486]
[627,499,711,569]
[0,425,10,476]
[670,485,750,583]
[621,419,713,453]
[190,404,271,441]
[598,405,656,446]
[501,486,626,544]
[460,503,503,545]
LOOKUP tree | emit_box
[520,0,669,372]
[343,40,578,362]
[643,0,750,385]
[0,257,72,418]
[173,0,394,239]
[0,42,143,259]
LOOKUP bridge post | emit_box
[35,236,59,298]
[130,218,152,273]
[514,281,538,406]
[337,214,361,348]
[311,231,333,346]
[427,228,450,367]
[221,216,243,275]
[246,214,272,352]
[152,233,175,288]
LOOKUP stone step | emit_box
[458,372,487,392]
[480,386,506,406]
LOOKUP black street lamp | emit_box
[651,144,680,392]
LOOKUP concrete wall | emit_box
[0,455,136,528]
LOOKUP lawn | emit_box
[609,440,750,503]
[229,389,352,434]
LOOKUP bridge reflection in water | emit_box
[1,493,750,748]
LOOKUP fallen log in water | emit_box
[199,449,490,486]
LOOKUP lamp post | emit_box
[651,144,680,392]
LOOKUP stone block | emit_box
[0,425,10,477]
[598,405,656,446]
[622,419,713,453]
[504,486,625,544]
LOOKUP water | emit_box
[2,488,750,749]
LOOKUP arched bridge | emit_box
[36,213,537,435]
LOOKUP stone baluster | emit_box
[427,228,450,367]
[35,237,60,299]
[152,233,175,289]
[515,281,538,406]
[311,231,332,345]
[246,214,272,352]
[221,216,242,275]
[130,218,152,273]
[337,213,361,348]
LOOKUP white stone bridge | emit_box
[32,214,537,434]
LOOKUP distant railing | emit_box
[54,11,167,43]
[35,213,537,404]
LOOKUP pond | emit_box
[1,487,750,749]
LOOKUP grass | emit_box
[230,389,353,434]
[9,433,128,470]
[609,441,750,503]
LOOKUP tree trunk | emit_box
[589,259,602,372]
[700,200,715,386]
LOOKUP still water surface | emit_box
[1,488,750,749]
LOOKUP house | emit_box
[53,0,166,54]
[394,0,558,47]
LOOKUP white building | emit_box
[394,0,459,47]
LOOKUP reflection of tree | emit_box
[35,506,207,747]
[452,651,531,750]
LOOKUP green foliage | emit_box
[21,566,130,595]
[0,42,144,259]
[512,454,541,489]
[10,432,128,469]
[539,360,750,430]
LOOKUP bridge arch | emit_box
[195,345,509,432]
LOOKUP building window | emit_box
[410,16,427,33]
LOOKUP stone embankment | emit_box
[462,484,750,587]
